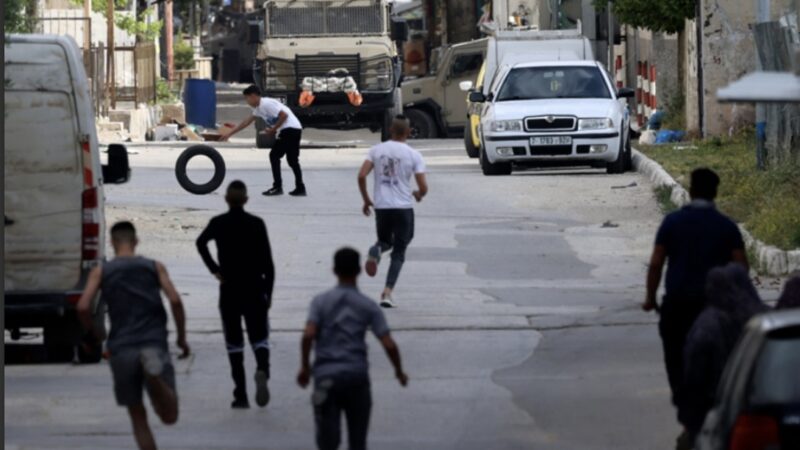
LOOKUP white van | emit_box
[4,34,130,362]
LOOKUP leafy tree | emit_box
[5,0,36,34]
[596,0,696,34]
[71,0,162,41]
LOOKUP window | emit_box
[496,66,612,101]
[451,53,483,77]
[747,327,800,406]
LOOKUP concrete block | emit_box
[97,121,123,132]
[759,246,788,275]
[160,103,186,124]
[787,250,800,273]
[109,106,156,142]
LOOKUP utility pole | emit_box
[83,0,92,50]
[607,1,613,73]
[166,0,174,83]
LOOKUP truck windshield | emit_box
[267,0,386,37]
[496,66,611,101]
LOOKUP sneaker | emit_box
[365,255,378,277]
[262,187,283,196]
[380,293,396,308]
[231,397,250,409]
[140,348,164,378]
[288,186,307,197]
[254,370,270,407]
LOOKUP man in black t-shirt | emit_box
[643,168,748,443]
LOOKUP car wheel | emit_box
[624,135,633,171]
[175,145,227,195]
[405,109,436,139]
[606,134,626,174]
[464,125,479,158]
[480,144,512,176]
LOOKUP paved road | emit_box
[6,123,683,448]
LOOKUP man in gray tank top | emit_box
[77,221,190,450]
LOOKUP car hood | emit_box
[489,98,620,121]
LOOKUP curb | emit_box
[633,149,800,276]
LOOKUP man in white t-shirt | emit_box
[357,116,428,308]
[221,85,306,197]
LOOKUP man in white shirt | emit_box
[221,85,306,197]
[357,116,428,308]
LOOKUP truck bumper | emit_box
[264,91,394,129]
[4,291,80,328]
[483,132,621,165]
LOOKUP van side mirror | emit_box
[617,87,635,98]
[391,18,409,43]
[459,81,474,92]
[102,144,131,184]
[468,91,486,103]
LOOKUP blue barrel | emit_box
[184,79,217,128]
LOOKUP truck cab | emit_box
[400,39,488,139]
[254,0,406,142]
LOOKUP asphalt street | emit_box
[6,102,686,449]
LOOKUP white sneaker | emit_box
[380,293,396,308]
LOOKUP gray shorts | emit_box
[109,346,176,407]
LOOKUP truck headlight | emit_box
[578,118,614,130]
[490,120,523,132]
[362,57,393,92]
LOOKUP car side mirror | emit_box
[469,91,486,103]
[617,87,635,98]
[102,144,131,184]
[459,81,474,92]
[391,18,409,43]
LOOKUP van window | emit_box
[496,66,611,101]
[451,53,483,77]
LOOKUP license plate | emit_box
[530,136,572,146]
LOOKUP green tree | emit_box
[5,0,36,34]
[70,0,162,41]
[596,0,696,33]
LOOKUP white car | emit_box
[469,60,635,175]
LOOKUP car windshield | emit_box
[496,66,612,102]
[747,326,800,406]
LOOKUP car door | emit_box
[443,50,485,129]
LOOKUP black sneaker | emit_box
[254,370,270,407]
[262,187,283,196]
[288,186,307,197]
[231,397,250,409]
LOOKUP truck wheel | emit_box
[380,111,393,142]
[480,145,512,176]
[175,145,227,195]
[405,109,435,139]
[464,125,479,158]
[44,322,75,363]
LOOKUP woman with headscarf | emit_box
[678,263,768,445]
[776,272,800,310]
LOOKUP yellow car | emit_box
[464,62,487,158]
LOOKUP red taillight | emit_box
[729,415,780,450]
[82,187,100,261]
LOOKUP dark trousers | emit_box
[313,376,372,450]
[369,208,415,289]
[219,282,270,400]
[270,128,303,189]
[658,296,706,407]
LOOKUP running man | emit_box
[297,247,408,450]
[220,84,306,197]
[77,221,190,450]
[357,115,428,307]
[196,180,276,409]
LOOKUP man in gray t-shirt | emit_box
[298,248,408,450]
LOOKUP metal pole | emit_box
[106,0,116,111]
[755,0,770,170]
[166,0,174,83]
[695,0,704,138]
[607,1,613,72]
[83,0,91,49]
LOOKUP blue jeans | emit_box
[313,375,372,450]
[369,208,415,289]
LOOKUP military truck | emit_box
[400,39,488,139]
[253,0,407,146]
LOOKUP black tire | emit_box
[175,145,227,195]
[464,124,479,158]
[624,134,633,171]
[254,117,275,148]
[44,321,75,363]
[405,109,436,139]
[480,144,512,176]
[606,133,626,174]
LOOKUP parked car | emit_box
[469,60,634,176]
[4,34,131,363]
[696,309,800,450]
